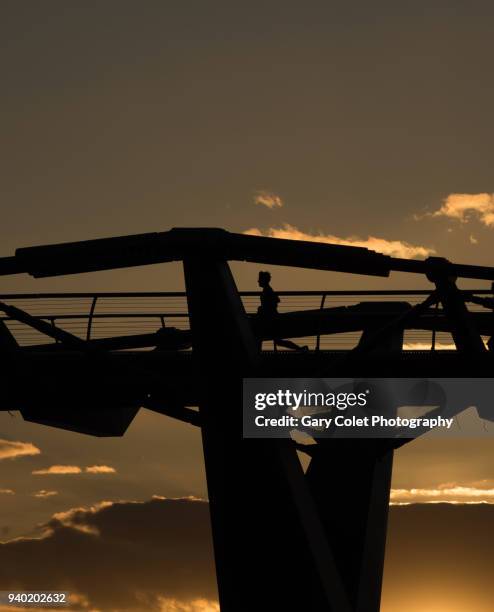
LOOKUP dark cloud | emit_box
[0,497,217,611]
[1,499,494,610]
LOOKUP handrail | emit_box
[0,289,492,299]
[0,313,188,320]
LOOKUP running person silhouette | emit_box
[257,271,308,351]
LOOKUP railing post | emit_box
[86,296,98,341]
[316,293,327,352]
[431,300,439,351]
[50,317,58,343]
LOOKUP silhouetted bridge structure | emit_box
[1,228,493,611]
[2,288,491,349]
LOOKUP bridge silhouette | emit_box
[1,227,493,611]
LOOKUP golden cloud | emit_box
[50,501,113,535]
[423,193,494,227]
[0,489,14,495]
[404,339,491,350]
[254,190,283,209]
[32,464,116,475]
[0,439,41,461]
[391,482,494,504]
[32,490,58,498]
[32,465,82,475]
[244,223,434,258]
[85,465,116,474]
[158,599,219,612]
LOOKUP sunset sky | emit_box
[1,2,494,611]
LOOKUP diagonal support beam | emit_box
[353,292,438,354]
[0,302,87,350]
[426,258,486,353]
[0,319,19,352]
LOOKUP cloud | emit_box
[405,339,492,350]
[0,599,221,612]
[2,498,494,612]
[391,481,494,504]
[49,501,114,536]
[32,465,82,475]
[254,190,283,209]
[244,223,434,258]
[0,497,217,611]
[32,465,116,475]
[32,490,58,498]
[421,193,494,227]
[470,234,478,244]
[0,439,41,461]
[0,489,14,495]
[85,465,116,474]
[158,599,219,612]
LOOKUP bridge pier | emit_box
[305,440,393,612]
[183,258,350,611]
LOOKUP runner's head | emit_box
[258,271,271,288]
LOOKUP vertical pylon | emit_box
[183,257,350,611]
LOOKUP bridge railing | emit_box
[0,290,491,350]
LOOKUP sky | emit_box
[1,1,494,610]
